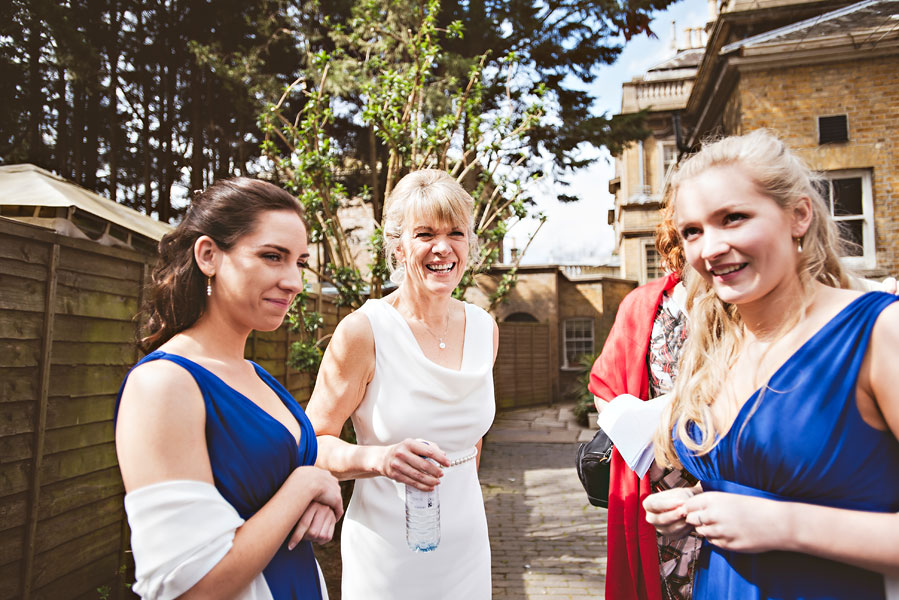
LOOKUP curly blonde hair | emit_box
[654,130,852,466]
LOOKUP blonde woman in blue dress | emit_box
[643,131,899,599]
[305,169,498,599]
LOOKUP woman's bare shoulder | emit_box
[118,360,205,434]
[318,308,376,379]
[117,359,211,490]
[124,358,199,398]
[333,309,375,347]
[812,285,864,320]
[872,298,899,341]
[824,285,864,304]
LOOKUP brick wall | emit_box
[620,204,663,233]
[557,276,637,399]
[734,56,899,274]
[469,269,560,400]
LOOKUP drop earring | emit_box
[206,277,213,296]
[795,237,803,253]
[390,264,406,285]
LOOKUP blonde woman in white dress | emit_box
[305,169,498,599]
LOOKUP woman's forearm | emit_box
[781,502,899,577]
[180,468,328,599]
[315,434,386,481]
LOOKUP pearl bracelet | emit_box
[447,450,478,468]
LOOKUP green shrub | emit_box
[571,352,600,427]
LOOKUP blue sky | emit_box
[514,0,709,265]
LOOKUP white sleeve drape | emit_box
[124,480,274,600]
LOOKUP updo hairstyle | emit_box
[139,177,304,352]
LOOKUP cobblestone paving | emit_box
[480,405,607,599]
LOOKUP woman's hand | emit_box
[289,502,337,548]
[378,438,449,491]
[682,491,787,553]
[285,465,344,549]
[643,484,701,539]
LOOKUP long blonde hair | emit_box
[654,130,851,466]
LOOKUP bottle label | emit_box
[406,490,437,510]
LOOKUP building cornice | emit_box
[622,228,659,238]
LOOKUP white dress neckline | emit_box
[376,298,470,373]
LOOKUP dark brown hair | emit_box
[139,178,305,352]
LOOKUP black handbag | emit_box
[575,427,614,508]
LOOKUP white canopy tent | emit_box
[0,164,171,253]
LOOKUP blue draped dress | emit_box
[116,350,324,599]
[676,292,899,599]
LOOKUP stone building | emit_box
[467,265,636,405]
[610,31,706,283]
[610,0,898,280]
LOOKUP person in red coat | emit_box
[590,274,678,600]
[589,206,698,600]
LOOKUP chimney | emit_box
[670,20,678,54]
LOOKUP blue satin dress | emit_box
[675,292,899,599]
[116,351,324,599]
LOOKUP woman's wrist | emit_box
[767,499,799,552]
[366,444,389,478]
[288,465,325,500]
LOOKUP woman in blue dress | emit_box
[115,178,343,599]
[643,130,899,599]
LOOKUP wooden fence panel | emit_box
[0,217,356,599]
[493,322,552,409]
[0,219,141,600]
[0,310,43,340]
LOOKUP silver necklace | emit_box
[418,312,450,350]
[395,299,451,350]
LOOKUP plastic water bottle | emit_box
[405,469,440,552]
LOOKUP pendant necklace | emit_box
[391,297,452,350]
[426,312,451,350]
[411,309,451,350]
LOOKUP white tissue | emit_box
[596,393,672,478]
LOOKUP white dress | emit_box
[340,299,496,600]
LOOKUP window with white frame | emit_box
[816,170,874,268]
[644,241,664,282]
[660,141,678,184]
[563,318,594,368]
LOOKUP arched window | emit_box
[504,312,539,323]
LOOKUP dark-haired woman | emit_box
[115,178,342,599]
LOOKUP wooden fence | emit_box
[493,321,552,409]
[0,217,345,600]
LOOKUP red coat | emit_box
[588,272,679,600]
